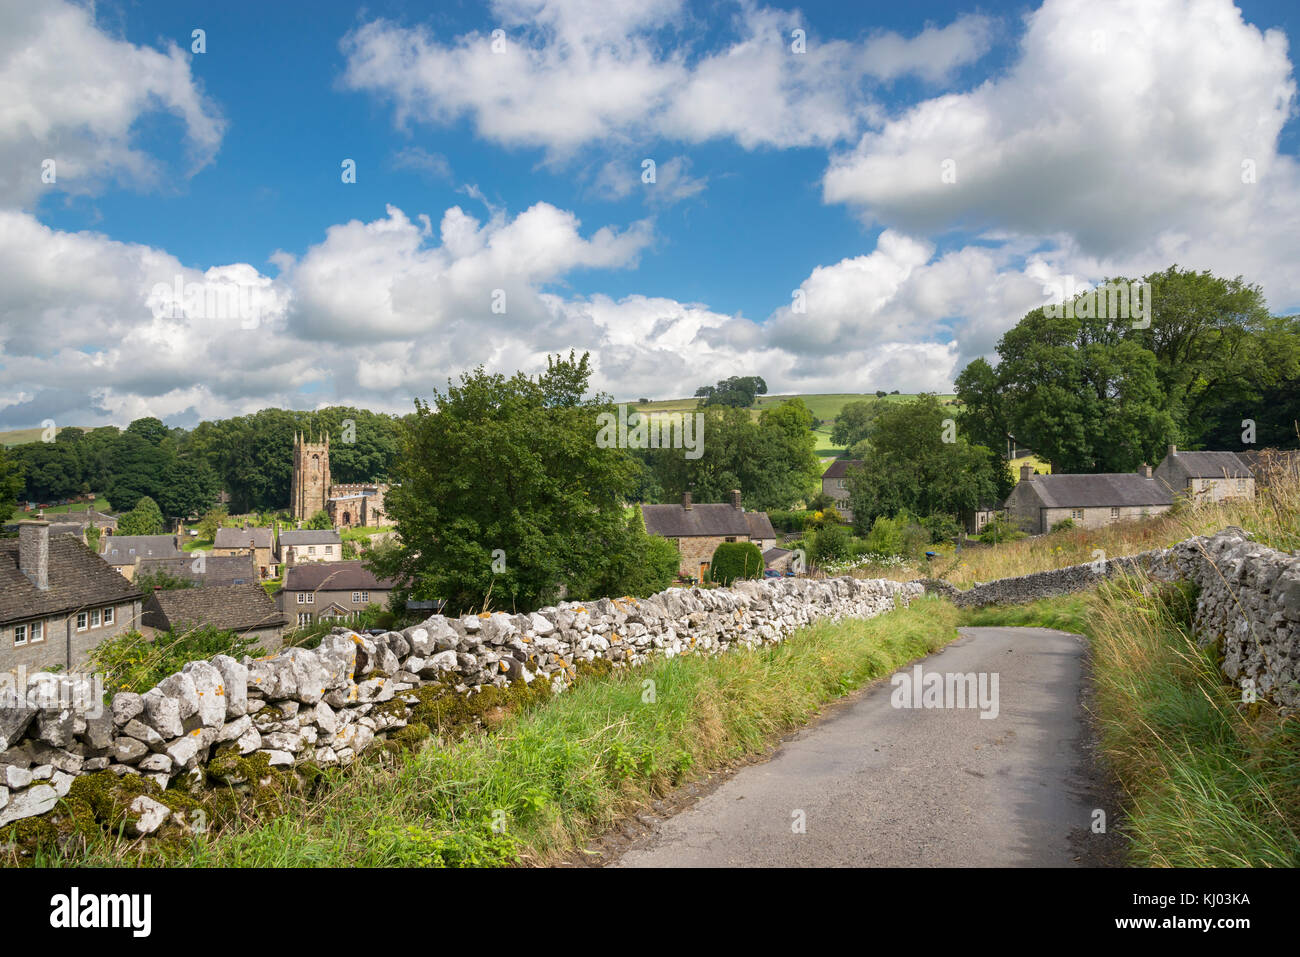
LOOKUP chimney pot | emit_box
[682,491,692,510]
[1168,444,1177,458]
[1139,463,1153,479]
[1019,464,1033,482]
[18,520,50,591]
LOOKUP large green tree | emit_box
[369,352,657,613]
[844,395,1001,531]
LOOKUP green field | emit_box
[10,496,112,521]
[0,426,76,448]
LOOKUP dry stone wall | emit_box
[0,576,921,828]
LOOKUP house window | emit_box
[91,609,101,628]
[1237,478,1247,492]
[298,612,312,626]
[305,593,314,604]
[352,592,360,603]
[1071,509,1084,520]
[31,621,43,643]
[103,607,114,626]
[308,545,316,555]
[360,591,369,603]
[76,612,88,631]
[1110,507,1120,519]
[14,624,26,646]
[297,592,305,604]
[837,479,846,489]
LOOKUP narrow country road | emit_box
[613,627,1112,867]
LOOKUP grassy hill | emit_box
[0,426,79,448]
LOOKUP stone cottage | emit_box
[276,561,397,628]
[820,459,862,523]
[213,525,276,580]
[1154,445,1255,503]
[99,534,183,581]
[1003,464,1174,534]
[1,521,143,672]
[641,490,777,582]
[141,582,289,649]
[278,529,343,566]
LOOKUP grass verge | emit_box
[960,582,1300,866]
[55,595,960,867]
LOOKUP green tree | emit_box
[305,510,334,530]
[844,396,1000,531]
[0,445,23,508]
[118,495,165,535]
[105,432,172,512]
[369,352,646,614]
[695,375,768,408]
[125,416,170,447]
[830,400,882,448]
[155,458,220,521]
[708,541,764,585]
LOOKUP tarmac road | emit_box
[613,626,1109,867]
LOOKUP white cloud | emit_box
[0,0,225,208]
[821,0,1300,307]
[339,0,993,156]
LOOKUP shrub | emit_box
[1049,517,1076,533]
[767,510,813,533]
[809,524,854,565]
[978,514,1027,544]
[709,541,764,585]
[90,625,266,697]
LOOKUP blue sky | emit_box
[2,0,1299,427]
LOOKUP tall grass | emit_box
[63,596,960,867]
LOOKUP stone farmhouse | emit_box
[1003,463,1174,534]
[99,534,183,581]
[276,561,397,627]
[213,525,276,580]
[278,529,343,566]
[141,583,288,649]
[820,459,862,523]
[1154,445,1254,502]
[135,553,257,587]
[289,433,388,529]
[2,521,143,672]
[641,490,777,582]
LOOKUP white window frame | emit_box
[13,624,26,646]
[1071,509,1084,520]
[297,592,306,604]
[1110,507,1120,519]
[31,620,43,643]
[76,611,88,631]
[352,592,360,603]
[305,592,314,604]
[103,607,114,626]
[91,608,101,628]
[360,591,369,603]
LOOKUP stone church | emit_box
[290,432,388,529]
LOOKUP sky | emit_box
[0,0,1297,429]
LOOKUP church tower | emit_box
[290,432,331,520]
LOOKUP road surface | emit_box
[614,626,1109,867]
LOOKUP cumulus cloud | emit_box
[822,0,1300,306]
[0,0,225,208]
[339,0,994,155]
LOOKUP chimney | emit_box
[1139,463,1153,479]
[1020,464,1033,482]
[731,489,742,510]
[1168,444,1177,458]
[682,491,692,510]
[18,521,50,591]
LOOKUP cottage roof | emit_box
[641,502,773,539]
[0,535,142,626]
[281,561,396,592]
[144,583,287,633]
[136,554,257,587]
[279,529,342,546]
[214,527,274,549]
[1019,473,1173,508]
[100,535,182,565]
[1166,450,1253,479]
[821,459,863,480]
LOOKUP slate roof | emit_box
[1167,450,1253,478]
[0,535,142,626]
[136,554,257,587]
[100,535,182,565]
[1019,474,1173,508]
[214,527,274,549]
[279,529,342,546]
[47,522,88,539]
[142,583,288,633]
[822,459,863,480]
[280,561,396,593]
[641,502,775,539]
[762,547,793,563]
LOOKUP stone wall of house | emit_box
[0,575,921,828]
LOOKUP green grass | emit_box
[960,584,1300,867]
[58,595,960,867]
